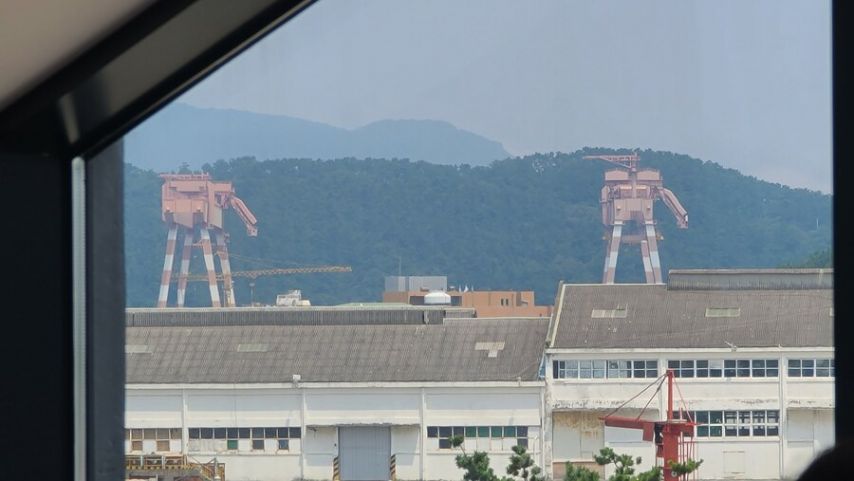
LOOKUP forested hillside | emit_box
[125,149,832,307]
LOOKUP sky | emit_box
[178,0,832,193]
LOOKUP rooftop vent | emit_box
[475,341,506,358]
[237,343,269,353]
[705,307,741,318]
[592,307,627,319]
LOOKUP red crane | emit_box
[601,370,698,481]
[583,153,688,284]
[157,173,258,308]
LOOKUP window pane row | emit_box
[188,427,301,439]
[187,438,290,452]
[789,359,835,377]
[667,359,778,378]
[126,428,182,440]
[428,426,529,439]
[672,410,780,437]
[553,360,658,379]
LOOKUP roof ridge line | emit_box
[547,281,567,348]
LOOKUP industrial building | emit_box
[125,307,548,481]
[543,269,834,480]
[382,275,552,318]
[126,269,834,481]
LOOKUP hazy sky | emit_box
[179,0,832,193]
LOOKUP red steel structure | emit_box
[601,370,698,481]
[583,153,688,284]
[157,173,258,308]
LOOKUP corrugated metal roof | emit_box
[126,306,476,327]
[667,268,833,290]
[127,318,548,384]
[549,284,832,349]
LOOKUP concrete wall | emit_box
[126,384,544,481]
[784,409,835,479]
[545,348,835,481]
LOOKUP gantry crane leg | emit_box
[602,221,623,284]
[199,228,222,307]
[644,222,663,283]
[176,227,194,307]
[640,240,655,284]
[156,225,178,308]
[214,230,236,307]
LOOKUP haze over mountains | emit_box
[125,103,510,171]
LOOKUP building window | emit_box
[555,360,657,379]
[554,360,579,378]
[751,359,779,377]
[126,427,181,453]
[607,360,632,378]
[674,410,779,437]
[188,426,300,453]
[580,360,606,378]
[668,359,777,378]
[668,360,695,378]
[607,360,658,378]
[789,359,834,377]
[428,426,532,450]
[696,360,723,377]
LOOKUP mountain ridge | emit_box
[125,103,510,171]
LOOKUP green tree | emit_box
[450,435,508,481]
[506,444,545,481]
[563,463,600,481]
[593,447,661,481]
[451,435,547,481]
[781,247,832,268]
[563,447,701,481]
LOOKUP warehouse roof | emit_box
[127,318,548,384]
[126,306,475,327]
[547,283,832,349]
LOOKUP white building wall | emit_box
[305,391,420,426]
[392,425,421,480]
[784,408,835,479]
[208,455,301,481]
[545,348,834,481]
[126,384,544,481]
[125,391,183,427]
[186,390,302,426]
[425,390,541,425]
[303,426,337,480]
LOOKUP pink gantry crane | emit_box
[583,153,688,284]
[157,173,258,308]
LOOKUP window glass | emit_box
[118,1,831,477]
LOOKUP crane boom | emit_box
[657,187,688,228]
[226,195,258,236]
[171,265,352,282]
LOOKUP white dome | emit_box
[423,290,451,305]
